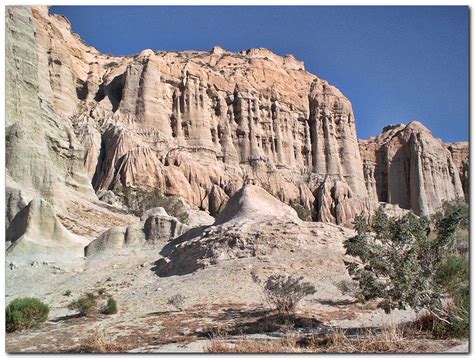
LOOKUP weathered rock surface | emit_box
[359,122,465,216]
[445,141,469,200]
[85,209,190,256]
[6,5,376,228]
[5,6,137,257]
[5,6,469,262]
[6,199,89,260]
[155,185,353,276]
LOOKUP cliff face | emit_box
[359,122,466,216]
[6,6,137,254]
[6,5,372,227]
[5,5,468,242]
[446,142,469,200]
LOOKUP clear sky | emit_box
[50,6,469,142]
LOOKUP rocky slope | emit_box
[5,6,468,259]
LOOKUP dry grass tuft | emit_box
[206,336,300,353]
[207,325,414,353]
[317,326,405,353]
[74,332,130,353]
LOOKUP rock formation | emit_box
[4,6,469,261]
[155,185,353,276]
[6,199,89,260]
[85,208,189,256]
[359,122,465,216]
[445,142,469,200]
[5,6,137,260]
[5,5,376,230]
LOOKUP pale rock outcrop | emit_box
[5,4,468,264]
[5,6,138,259]
[154,185,353,276]
[6,199,89,260]
[85,210,189,256]
[445,142,469,200]
[9,7,371,226]
[359,122,465,216]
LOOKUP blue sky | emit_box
[51,6,469,141]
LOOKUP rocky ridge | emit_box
[5,6,468,260]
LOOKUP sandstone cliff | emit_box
[445,141,469,200]
[5,5,469,260]
[359,122,465,216]
[6,5,377,229]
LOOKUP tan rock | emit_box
[445,141,469,200]
[359,122,465,216]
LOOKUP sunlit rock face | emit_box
[359,122,466,216]
[6,5,467,236]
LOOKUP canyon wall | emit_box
[359,122,466,216]
[5,5,469,249]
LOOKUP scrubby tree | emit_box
[343,204,467,332]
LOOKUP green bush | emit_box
[344,204,468,338]
[103,61,119,69]
[289,202,313,221]
[121,187,189,224]
[101,297,118,315]
[6,297,49,333]
[433,255,469,338]
[68,293,97,316]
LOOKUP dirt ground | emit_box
[5,246,467,353]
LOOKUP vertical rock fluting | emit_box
[6,6,468,234]
[359,122,465,216]
[446,142,469,201]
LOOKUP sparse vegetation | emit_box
[289,202,313,221]
[167,294,186,311]
[68,291,118,316]
[336,279,359,297]
[121,186,189,224]
[63,289,72,297]
[75,332,128,353]
[252,273,316,314]
[344,202,468,338]
[103,61,119,69]
[6,297,49,333]
[68,292,97,316]
[101,297,118,315]
[206,324,460,353]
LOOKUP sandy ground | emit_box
[4,244,431,353]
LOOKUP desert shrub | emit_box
[121,186,189,224]
[252,273,316,314]
[289,202,313,221]
[101,297,118,315]
[167,294,186,311]
[6,297,49,333]
[343,205,467,337]
[64,289,72,297]
[433,255,469,337]
[336,279,359,297]
[103,61,119,69]
[68,292,97,316]
[432,199,469,257]
[75,332,128,353]
[98,288,107,296]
